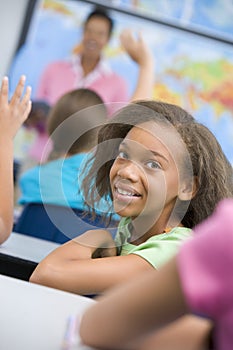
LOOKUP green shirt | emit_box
[114,217,192,269]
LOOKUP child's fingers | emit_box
[0,76,9,104]
[19,85,32,121]
[21,85,32,106]
[10,75,26,106]
[23,100,32,122]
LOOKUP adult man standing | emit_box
[36,7,129,107]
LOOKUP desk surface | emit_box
[0,232,60,263]
[0,274,95,350]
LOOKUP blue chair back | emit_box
[14,203,117,244]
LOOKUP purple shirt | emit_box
[178,199,233,350]
[36,55,129,111]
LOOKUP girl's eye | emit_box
[117,151,128,159]
[146,160,161,170]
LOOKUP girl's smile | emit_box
[113,179,142,202]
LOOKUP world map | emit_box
[9,0,233,164]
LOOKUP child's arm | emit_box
[29,229,153,295]
[79,257,189,349]
[136,315,212,350]
[0,76,31,244]
[120,29,154,101]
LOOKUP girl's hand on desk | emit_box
[73,229,116,255]
[69,229,117,259]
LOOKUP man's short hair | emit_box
[84,6,114,37]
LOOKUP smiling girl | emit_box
[30,100,233,297]
[30,100,233,348]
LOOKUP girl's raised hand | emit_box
[0,75,32,139]
[120,29,154,101]
[120,29,154,67]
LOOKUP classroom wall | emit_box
[0,0,28,79]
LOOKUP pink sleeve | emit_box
[114,75,129,103]
[177,199,233,319]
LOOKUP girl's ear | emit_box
[178,176,198,201]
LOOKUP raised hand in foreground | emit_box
[0,75,31,243]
